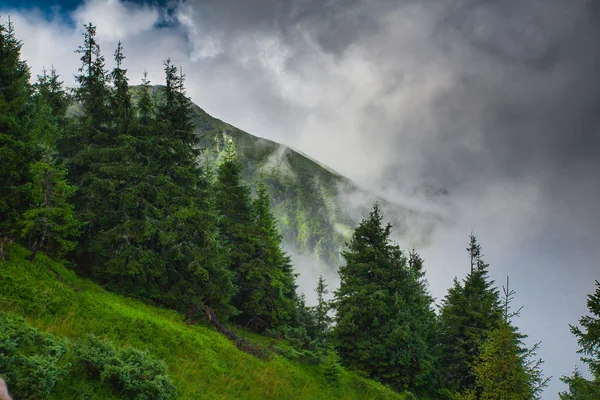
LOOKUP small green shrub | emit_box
[322,349,343,386]
[0,312,70,399]
[75,335,176,400]
[402,390,418,400]
[266,325,324,364]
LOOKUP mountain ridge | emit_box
[177,87,441,276]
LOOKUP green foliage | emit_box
[322,348,343,386]
[0,18,35,238]
[215,141,255,321]
[560,281,600,399]
[75,335,176,400]
[245,181,298,330]
[560,369,600,400]
[471,322,532,400]
[0,245,402,400]
[0,312,69,399]
[456,277,549,400]
[438,234,502,393]
[333,203,437,392]
[314,275,333,345]
[19,68,81,260]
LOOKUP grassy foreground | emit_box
[0,246,404,400]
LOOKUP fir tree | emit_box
[19,69,81,260]
[469,277,549,400]
[560,281,600,399]
[438,234,503,393]
[244,181,298,330]
[314,275,333,345]
[64,23,113,270]
[333,204,436,391]
[146,59,233,315]
[0,18,34,239]
[214,140,255,319]
[404,249,438,390]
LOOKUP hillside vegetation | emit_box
[0,245,403,400]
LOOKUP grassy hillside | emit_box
[0,245,404,400]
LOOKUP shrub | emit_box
[0,312,69,399]
[75,335,176,400]
[322,349,343,386]
[266,325,324,364]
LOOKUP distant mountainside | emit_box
[128,86,441,277]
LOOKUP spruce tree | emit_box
[0,18,34,239]
[20,69,81,260]
[469,277,549,400]
[64,23,113,270]
[92,40,159,283]
[438,234,503,393]
[214,140,255,319]
[333,204,436,391]
[560,281,600,399]
[314,275,333,345]
[147,59,233,315]
[404,250,438,390]
[244,181,298,330]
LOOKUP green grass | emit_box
[0,245,404,400]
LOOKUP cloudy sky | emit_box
[3,0,599,396]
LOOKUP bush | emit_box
[266,325,324,364]
[0,312,70,399]
[322,349,343,386]
[75,335,176,400]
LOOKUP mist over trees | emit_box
[4,18,597,400]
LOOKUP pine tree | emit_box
[469,277,549,400]
[438,234,503,393]
[243,181,298,330]
[110,41,133,136]
[333,204,436,391]
[560,281,600,399]
[91,40,160,284]
[0,18,35,239]
[404,250,438,390]
[214,140,255,319]
[63,23,113,270]
[314,275,333,344]
[145,59,233,315]
[19,69,81,261]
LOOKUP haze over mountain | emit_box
[3,0,600,396]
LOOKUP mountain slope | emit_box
[0,245,404,399]
[183,94,440,276]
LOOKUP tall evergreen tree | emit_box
[19,69,81,260]
[144,59,233,315]
[404,249,438,390]
[560,281,600,399]
[244,181,298,330]
[91,40,158,283]
[438,234,502,394]
[333,204,436,391]
[314,275,333,345]
[0,18,34,239]
[214,140,255,319]
[63,23,113,270]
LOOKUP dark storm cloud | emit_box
[182,0,600,204]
